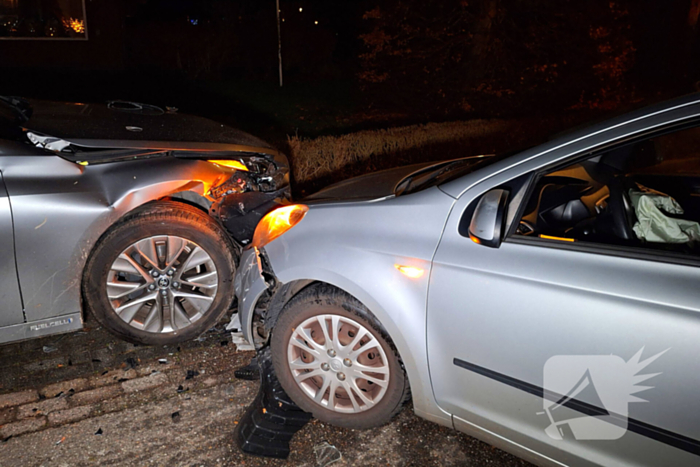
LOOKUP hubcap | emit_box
[286,314,390,413]
[106,235,218,333]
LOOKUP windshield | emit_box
[395,154,503,195]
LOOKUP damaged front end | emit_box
[205,153,292,247]
[17,96,293,248]
[23,127,292,247]
[228,247,275,351]
[228,245,312,352]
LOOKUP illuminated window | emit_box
[0,0,88,40]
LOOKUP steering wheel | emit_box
[605,176,637,241]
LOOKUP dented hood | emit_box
[22,99,273,151]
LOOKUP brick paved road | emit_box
[0,318,529,466]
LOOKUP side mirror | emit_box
[468,189,509,248]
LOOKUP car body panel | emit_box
[235,93,700,465]
[430,205,700,466]
[1,152,235,322]
[427,98,700,466]
[0,312,83,343]
[235,187,457,427]
[305,162,438,201]
[23,99,274,149]
[0,170,23,327]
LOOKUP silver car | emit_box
[0,96,289,346]
[234,94,700,466]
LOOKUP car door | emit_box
[0,171,25,330]
[427,135,700,465]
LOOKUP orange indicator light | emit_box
[395,264,424,279]
[252,205,309,248]
[208,160,249,171]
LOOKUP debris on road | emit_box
[171,411,181,423]
[0,322,528,466]
[185,370,199,380]
[314,442,342,467]
[227,314,256,352]
[42,346,58,353]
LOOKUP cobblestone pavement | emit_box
[0,318,530,466]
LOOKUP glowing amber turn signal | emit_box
[395,264,424,279]
[208,160,249,171]
[252,204,309,248]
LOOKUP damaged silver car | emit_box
[234,94,700,466]
[0,96,289,345]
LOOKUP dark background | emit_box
[1,0,699,148]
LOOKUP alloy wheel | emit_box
[106,235,218,333]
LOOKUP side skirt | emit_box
[0,312,83,345]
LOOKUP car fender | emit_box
[1,154,233,323]
[256,188,457,427]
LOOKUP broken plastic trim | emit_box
[26,131,71,152]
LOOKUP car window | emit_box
[512,125,700,257]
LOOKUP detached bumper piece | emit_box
[235,348,312,459]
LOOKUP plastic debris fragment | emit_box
[314,442,342,467]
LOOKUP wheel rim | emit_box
[106,235,218,333]
[286,314,390,413]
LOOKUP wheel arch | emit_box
[167,190,212,212]
[80,197,237,343]
[258,272,452,427]
[78,195,223,322]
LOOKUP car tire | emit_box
[270,284,410,429]
[83,200,236,345]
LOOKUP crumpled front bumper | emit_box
[228,247,270,347]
